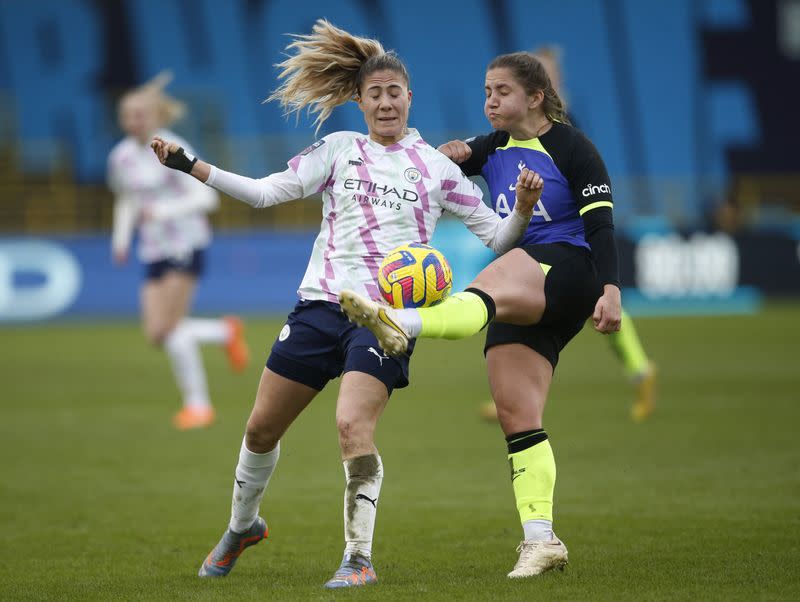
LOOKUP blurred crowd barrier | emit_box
[2,220,799,322]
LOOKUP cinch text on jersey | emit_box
[581,183,611,197]
[344,178,419,202]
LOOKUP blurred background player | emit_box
[152,20,536,588]
[108,72,250,430]
[474,45,656,423]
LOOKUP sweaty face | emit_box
[357,69,411,146]
[118,93,158,143]
[484,67,537,134]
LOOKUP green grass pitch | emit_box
[1,303,798,600]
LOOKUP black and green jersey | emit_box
[461,122,613,249]
[458,122,619,286]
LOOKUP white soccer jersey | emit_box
[107,129,218,263]
[288,129,513,302]
[205,128,531,303]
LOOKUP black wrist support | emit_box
[164,147,198,174]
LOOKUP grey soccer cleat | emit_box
[324,552,378,588]
[198,516,268,577]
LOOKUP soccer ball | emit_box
[378,242,453,308]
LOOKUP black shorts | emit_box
[145,249,205,281]
[266,299,416,395]
[485,242,602,369]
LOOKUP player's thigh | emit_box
[246,367,319,452]
[159,271,198,326]
[139,272,196,342]
[486,343,553,435]
[470,248,547,325]
[140,280,171,343]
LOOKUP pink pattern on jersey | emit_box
[441,179,480,208]
[385,142,404,152]
[414,206,429,243]
[404,147,431,179]
[405,147,432,224]
[355,138,374,164]
[319,194,337,297]
[316,159,337,193]
[355,162,382,299]
[288,154,302,172]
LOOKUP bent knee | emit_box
[244,420,280,453]
[336,416,374,449]
[144,326,172,347]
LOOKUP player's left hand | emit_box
[514,168,543,215]
[593,284,622,333]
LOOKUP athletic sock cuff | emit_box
[506,429,548,454]
[464,287,496,324]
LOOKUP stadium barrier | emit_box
[1,224,798,322]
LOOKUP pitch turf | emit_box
[1,303,798,600]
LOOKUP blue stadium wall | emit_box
[0,0,775,224]
[3,224,799,322]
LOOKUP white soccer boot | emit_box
[338,290,409,356]
[507,537,568,578]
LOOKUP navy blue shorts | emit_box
[145,249,205,281]
[266,299,416,395]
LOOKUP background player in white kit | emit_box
[108,73,250,430]
[151,20,542,588]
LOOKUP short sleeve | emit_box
[286,137,333,198]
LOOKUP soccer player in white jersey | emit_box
[108,73,249,430]
[151,20,542,588]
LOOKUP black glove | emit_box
[164,147,198,174]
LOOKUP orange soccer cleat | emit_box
[223,316,250,373]
[173,406,216,430]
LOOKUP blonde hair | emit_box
[267,19,409,133]
[120,70,186,127]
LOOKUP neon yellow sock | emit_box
[607,309,650,378]
[509,438,556,523]
[418,291,489,340]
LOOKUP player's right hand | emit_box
[437,140,472,164]
[514,168,543,215]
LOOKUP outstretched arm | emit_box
[454,168,540,254]
[151,136,303,208]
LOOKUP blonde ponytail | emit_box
[267,19,408,132]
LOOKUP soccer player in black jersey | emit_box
[473,46,656,423]
[340,51,623,577]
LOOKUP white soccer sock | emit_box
[342,454,383,558]
[182,317,229,344]
[395,308,422,338]
[163,323,210,408]
[229,439,280,533]
[523,519,554,542]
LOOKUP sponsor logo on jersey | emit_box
[279,324,290,341]
[345,178,419,210]
[582,183,611,197]
[299,139,326,156]
[404,167,422,183]
[348,157,364,166]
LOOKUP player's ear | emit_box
[355,93,364,113]
[529,89,544,111]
